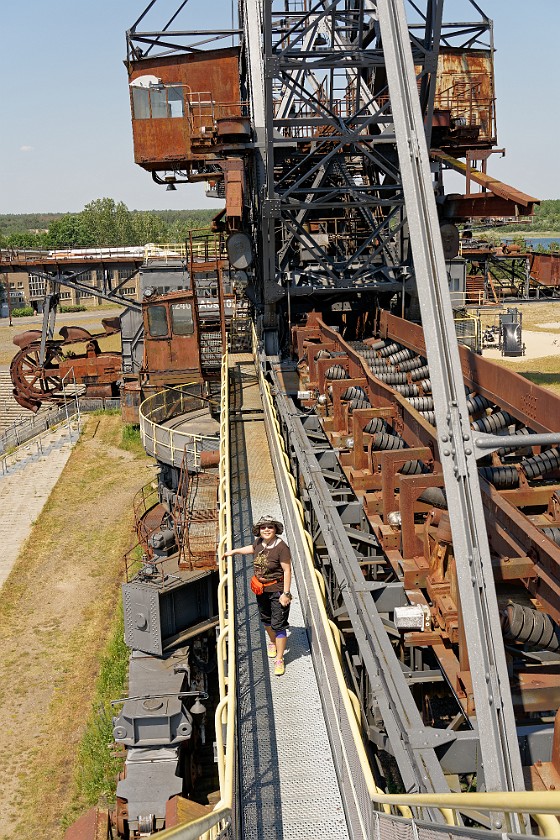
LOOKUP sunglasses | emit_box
[260,525,275,530]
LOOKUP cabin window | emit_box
[132,87,150,120]
[132,85,184,120]
[167,86,184,118]
[148,305,169,337]
[171,302,194,336]
[150,87,168,119]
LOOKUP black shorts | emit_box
[256,590,290,633]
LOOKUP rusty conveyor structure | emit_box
[293,310,560,730]
[61,1,560,837]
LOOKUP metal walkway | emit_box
[228,353,349,840]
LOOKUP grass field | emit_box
[497,354,560,394]
[0,415,149,839]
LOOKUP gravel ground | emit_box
[0,416,147,840]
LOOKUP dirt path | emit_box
[0,424,78,588]
[0,415,149,839]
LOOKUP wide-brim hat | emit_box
[253,515,284,536]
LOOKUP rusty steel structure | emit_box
[62,1,560,839]
[10,315,123,411]
[4,231,250,414]
[293,311,560,717]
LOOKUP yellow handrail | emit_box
[252,328,393,830]
[139,385,216,470]
[152,352,235,840]
[148,341,560,840]
[144,242,187,262]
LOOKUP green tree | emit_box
[46,214,91,249]
[81,198,133,246]
[115,201,135,245]
[5,230,46,249]
[131,211,166,245]
[0,204,223,249]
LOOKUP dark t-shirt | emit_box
[252,537,291,590]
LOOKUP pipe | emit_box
[478,466,520,489]
[398,356,426,372]
[420,410,436,426]
[387,348,415,364]
[364,417,389,434]
[394,383,420,397]
[542,526,560,548]
[399,459,427,475]
[466,394,492,415]
[377,371,409,385]
[522,447,560,479]
[408,396,434,412]
[325,365,349,380]
[341,386,368,401]
[472,410,515,434]
[410,365,431,382]
[349,398,372,412]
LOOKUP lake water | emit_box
[502,237,560,249]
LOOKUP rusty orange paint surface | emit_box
[128,48,241,169]
[434,49,495,144]
[142,290,202,378]
[530,253,560,287]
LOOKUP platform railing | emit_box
[144,242,187,262]
[139,385,219,470]
[150,352,235,840]
[133,344,560,840]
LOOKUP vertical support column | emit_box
[377,0,525,802]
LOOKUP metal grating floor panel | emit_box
[229,354,349,840]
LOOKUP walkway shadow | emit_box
[230,360,284,840]
[283,624,312,668]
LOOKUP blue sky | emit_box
[1,1,558,214]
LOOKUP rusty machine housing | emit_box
[9,231,249,418]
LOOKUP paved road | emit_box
[0,423,78,590]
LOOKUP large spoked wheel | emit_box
[10,342,65,406]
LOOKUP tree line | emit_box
[484,200,560,234]
[3,197,560,251]
[0,199,217,250]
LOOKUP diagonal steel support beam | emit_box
[377,0,525,804]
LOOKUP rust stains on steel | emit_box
[293,311,560,717]
[431,148,540,210]
[432,49,496,149]
[127,47,244,171]
[376,310,560,434]
[529,252,560,288]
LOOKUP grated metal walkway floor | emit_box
[229,354,349,840]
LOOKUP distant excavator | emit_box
[9,234,250,417]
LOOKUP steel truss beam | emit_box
[260,0,437,305]
[376,0,524,806]
[29,269,141,312]
[254,0,495,327]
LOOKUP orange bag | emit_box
[250,576,279,595]
[250,575,265,595]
